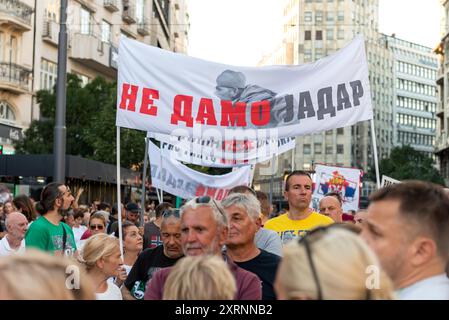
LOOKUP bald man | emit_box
[0,212,28,256]
[319,196,343,222]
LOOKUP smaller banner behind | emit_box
[148,140,252,200]
[381,175,401,188]
[150,133,296,167]
[312,164,362,212]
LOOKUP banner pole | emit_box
[370,120,381,189]
[116,126,124,260]
[269,154,275,205]
[140,137,150,227]
[291,146,295,172]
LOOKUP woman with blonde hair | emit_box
[0,249,95,300]
[79,233,123,300]
[274,227,396,300]
[163,255,237,300]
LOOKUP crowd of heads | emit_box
[0,175,449,301]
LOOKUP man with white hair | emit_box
[0,212,28,256]
[144,196,262,300]
[222,193,280,300]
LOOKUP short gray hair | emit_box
[180,197,227,228]
[221,193,261,221]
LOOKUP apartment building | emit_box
[254,0,388,196]
[0,0,189,154]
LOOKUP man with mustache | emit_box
[122,209,184,300]
[144,196,262,300]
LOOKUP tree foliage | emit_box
[14,74,146,169]
[376,145,445,186]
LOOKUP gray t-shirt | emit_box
[255,228,282,257]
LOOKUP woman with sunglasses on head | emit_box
[115,221,143,275]
[274,227,396,300]
[79,233,123,300]
[77,213,107,251]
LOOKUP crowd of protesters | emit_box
[0,171,449,300]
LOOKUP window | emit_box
[80,7,91,35]
[136,0,145,23]
[304,144,311,155]
[40,59,57,91]
[337,11,344,21]
[316,30,323,40]
[0,32,3,61]
[314,143,322,154]
[101,20,111,43]
[10,36,17,63]
[315,48,323,59]
[326,28,334,40]
[304,12,312,22]
[305,30,312,40]
[337,128,344,135]
[337,29,344,39]
[326,12,334,22]
[315,11,323,23]
[337,144,344,154]
[326,146,333,154]
[304,49,312,62]
[0,101,16,122]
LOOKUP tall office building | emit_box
[253,0,393,198]
[0,0,189,154]
[382,34,438,158]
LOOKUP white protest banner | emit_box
[148,140,252,200]
[151,134,296,167]
[381,175,401,188]
[116,35,373,140]
[311,164,363,212]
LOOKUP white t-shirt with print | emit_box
[95,281,123,300]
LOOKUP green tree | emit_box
[14,74,146,169]
[375,145,445,186]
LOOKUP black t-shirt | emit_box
[234,249,280,300]
[124,245,182,300]
[143,221,162,249]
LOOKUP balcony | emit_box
[42,18,59,46]
[69,33,117,78]
[0,0,33,31]
[137,18,150,36]
[122,0,136,24]
[435,131,449,153]
[0,62,31,94]
[103,0,119,12]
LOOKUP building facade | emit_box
[0,0,189,154]
[382,34,438,158]
[254,0,389,196]
[435,0,449,184]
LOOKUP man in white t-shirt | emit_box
[0,212,28,256]
[361,181,449,300]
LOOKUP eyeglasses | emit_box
[90,224,104,231]
[195,196,226,217]
[162,209,180,218]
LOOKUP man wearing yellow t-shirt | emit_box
[264,171,333,244]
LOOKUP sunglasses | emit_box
[162,209,180,218]
[195,196,226,217]
[90,224,104,230]
[298,224,371,300]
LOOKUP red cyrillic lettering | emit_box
[196,98,217,125]
[140,88,159,116]
[251,101,270,126]
[195,185,206,197]
[171,95,194,127]
[220,101,247,127]
[119,83,139,111]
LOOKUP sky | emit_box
[187,0,442,66]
